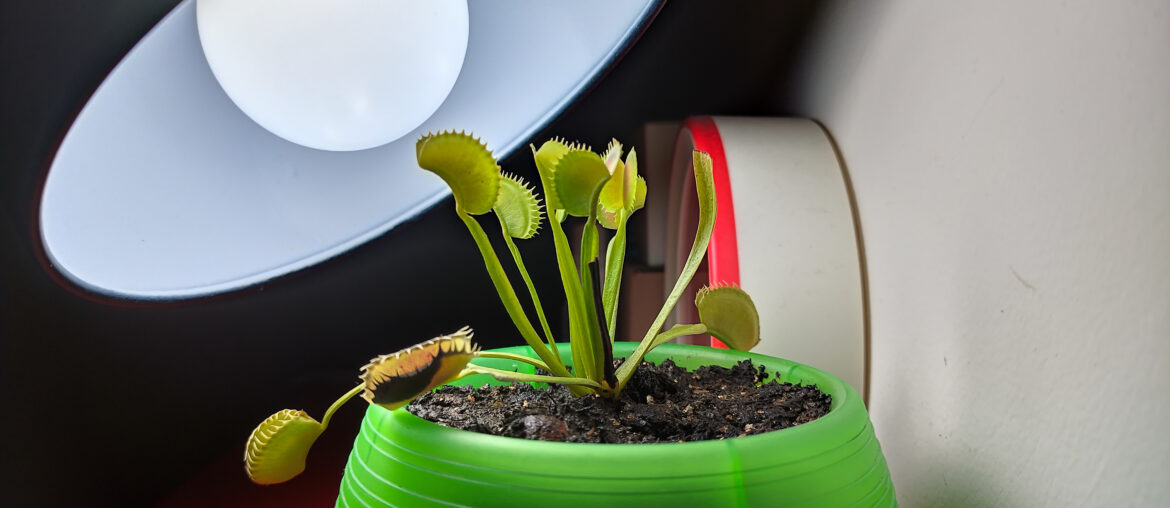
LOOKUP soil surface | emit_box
[408,359,831,444]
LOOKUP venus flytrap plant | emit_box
[245,132,762,485]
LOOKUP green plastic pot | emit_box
[337,343,895,507]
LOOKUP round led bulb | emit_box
[196,0,469,151]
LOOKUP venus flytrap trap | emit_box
[245,131,761,485]
[244,385,363,485]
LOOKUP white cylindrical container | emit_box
[664,117,867,397]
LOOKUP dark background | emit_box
[0,1,819,505]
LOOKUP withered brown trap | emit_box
[361,327,480,410]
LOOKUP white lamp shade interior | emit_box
[39,0,658,299]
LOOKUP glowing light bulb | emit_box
[196,0,469,151]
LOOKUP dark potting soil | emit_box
[408,359,832,444]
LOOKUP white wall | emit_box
[781,1,1170,505]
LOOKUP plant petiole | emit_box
[458,209,571,378]
[320,383,365,429]
[460,366,605,390]
[476,350,552,372]
[498,219,560,358]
